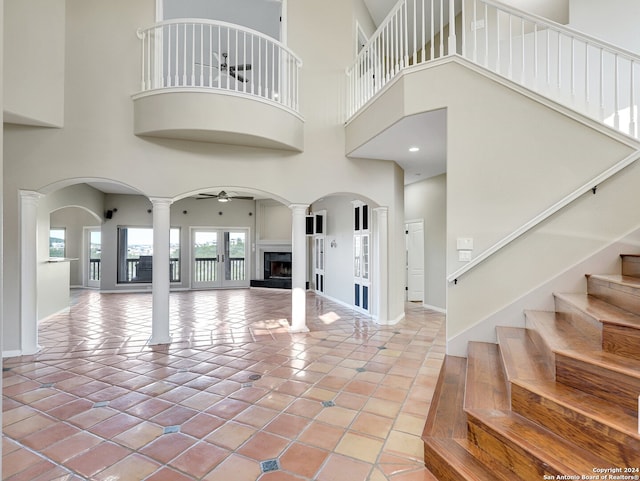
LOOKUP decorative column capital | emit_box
[149,197,173,207]
[19,190,45,205]
[289,203,309,214]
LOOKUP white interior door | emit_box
[192,228,249,289]
[406,221,424,302]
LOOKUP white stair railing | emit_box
[137,19,302,113]
[346,0,463,118]
[465,0,640,139]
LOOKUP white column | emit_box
[290,204,309,333]
[20,190,44,355]
[150,197,173,345]
[373,207,389,324]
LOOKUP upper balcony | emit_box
[132,19,304,151]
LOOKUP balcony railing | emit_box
[137,19,302,112]
[347,0,640,141]
[194,257,245,282]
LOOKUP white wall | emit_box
[569,0,640,54]
[3,0,406,352]
[404,174,446,311]
[4,0,65,127]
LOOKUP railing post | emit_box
[448,0,457,55]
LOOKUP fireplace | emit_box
[264,252,292,280]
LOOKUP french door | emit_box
[191,228,249,288]
[86,228,101,288]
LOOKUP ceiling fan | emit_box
[196,191,254,203]
[197,52,252,83]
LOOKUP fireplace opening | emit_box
[264,252,292,279]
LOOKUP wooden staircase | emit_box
[422,254,640,480]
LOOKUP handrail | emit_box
[476,0,640,62]
[447,149,640,283]
[137,19,302,112]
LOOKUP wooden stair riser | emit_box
[423,438,513,481]
[587,276,640,316]
[621,255,640,278]
[555,354,640,413]
[553,295,603,339]
[466,414,561,480]
[510,382,639,466]
[603,322,640,361]
[523,314,557,379]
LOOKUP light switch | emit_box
[459,250,472,262]
[457,237,474,250]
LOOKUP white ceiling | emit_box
[349,109,447,185]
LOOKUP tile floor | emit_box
[3,289,444,480]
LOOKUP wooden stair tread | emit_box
[556,348,640,379]
[556,292,640,329]
[422,355,468,440]
[495,327,554,382]
[525,309,599,351]
[466,409,610,475]
[465,342,510,411]
[511,378,640,437]
[423,437,519,481]
[589,273,640,288]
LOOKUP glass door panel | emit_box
[193,230,220,288]
[87,228,101,288]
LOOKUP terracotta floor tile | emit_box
[41,431,103,463]
[180,412,225,438]
[64,441,130,478]
[335,431,384,463]
[279,442,329,478]
[113,421,164,449]
[297,421,345,451]
[94,453,161,481]
[205,398,250,419]
[233,404,279,428]
[140,432,197,464]
[352,412,395,439]
[169,441,230,478]
[3,290,445,481]
[206,421,256,450]
[263,413,311,438]
[20,421,81,451]
[201,453,262,481]
[237,431,290,461]
[316,453,373,481]
[144,466,196,481]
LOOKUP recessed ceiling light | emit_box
[409,147,420,152]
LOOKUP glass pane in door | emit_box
[225,231,246,281]
[193,231,218,283]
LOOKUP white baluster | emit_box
[571,36,575,97]
[630,61,636,137]
[614,54,620,129]
[448,0,456,55]
[200,24,204,87]
[430,0,434,60]
[413,0,417,65]
[521,18,525,83]
[439,0,444,57]
[191,23,195,86]
[472,0,477,63]
[508,15,513,79]
[421,0,426,62]
[183,24,187,86]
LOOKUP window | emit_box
[49,228,66,258]
[117,227,181,283]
